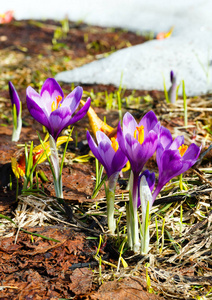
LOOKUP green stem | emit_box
[131,208,140,252]
[182,80,187,128]
[49,135,63,198]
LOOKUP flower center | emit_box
[51,95,62,112]
[111,137,119,152]
[134,125,144,144]
[179,144,188,156]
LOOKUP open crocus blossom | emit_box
[87,130,128,233]
[117,111,160,252]
[9,81,22,142]
[152,126,201,207]
[26,78,91,141]
[117,111,159,177]
[87,131,127,179]
[26,78,90,198]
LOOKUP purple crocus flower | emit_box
[152,126,201,206]
[87,130,128,234]
[117,111,160,209]
[117,111,160,252]
[26,78,91,140]
[9,81,21,117]
[87,130,128,178]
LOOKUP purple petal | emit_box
[117,122,126,153]
[170,70,174,82]
[40,78,64,115]
[112,148,128,175]
[139,111,158,137]
[47,97,90,140]
[137,131,158,163]
[61,86,83,112]
[87,130,127,178]
[137,170,155,207]
[88,131,115,176]
[128,131,158,174]
[98,141,115,177]
[122,112,137,136]
[67,97,91,126]
[9,81,21,116]
[96,130,111,145]
[159,126,173,149]
[141,170,155,192]
[48,107,72,140]
[156,143,164,170]
[170,136,184,150]
[118,119,158,175]
[26,92,50,130]
[41,78,64,99]
[26,85,50,116]
[124,134,142,172]
[159,149,183,184]
[86,131,102,163]
[182,143,201,161]
[152,121,161,136]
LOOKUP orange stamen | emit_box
[51,95,62,112]
[56,95,62,107]
[179,144,188,157]
[134,125,144,144]
[111,137,119,152]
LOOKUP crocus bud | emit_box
[168,70,177,104]
[9,81,22,142]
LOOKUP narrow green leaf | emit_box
[12,103,17,129]
[163,75,170,103]
[165,229,180,254]
[37,132,56,181]
[91,174,107,199]
[60,128,73,178]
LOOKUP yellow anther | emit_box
[51,95,62,112]
[134,125,144,144]
[51,101,56,112]
[179,144,188,157]
[111,137,119,152]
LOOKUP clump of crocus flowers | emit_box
[8,76,201,255]
[87,110,201,253]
